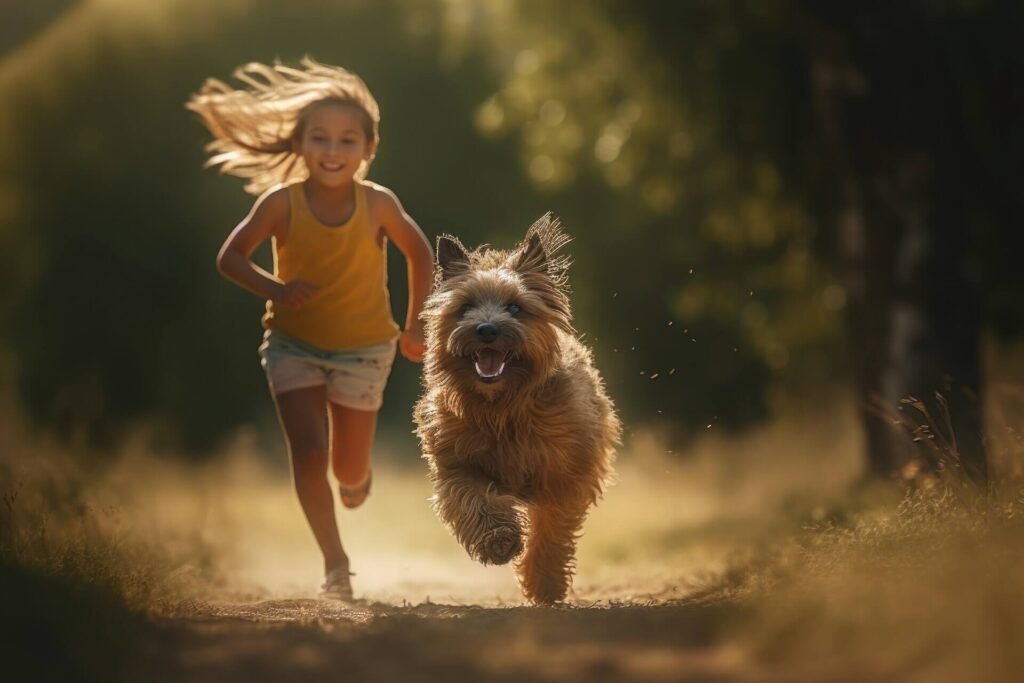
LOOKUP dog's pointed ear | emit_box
[515,232,548,274]
[436,234,470,281]
[514,212,572,284]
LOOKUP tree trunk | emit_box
[812,30,987,485]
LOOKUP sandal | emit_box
[320,565,355,601]
[339,470,372,509]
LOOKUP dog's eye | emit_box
[458,303,473,318]
[506,303,521,315]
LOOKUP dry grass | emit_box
[724,484,1024,682]
[3,384,1024,681]
[721,371,1024,681]
[0,429,203,612]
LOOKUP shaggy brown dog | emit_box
[414,213,621,605]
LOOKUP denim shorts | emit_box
[258,330,397,411]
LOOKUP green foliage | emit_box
[434,1,845,430]
[1,0,1021,449]
[0,0,540,450]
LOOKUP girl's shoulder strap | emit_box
[355,178,369,205]
[265,182,304,245]
[285,181,310,225]
[353,179,372,223]
[247,184,293,244]
[285,180,302,208]
[358,180,393,221]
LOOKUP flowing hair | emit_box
[186,57,380,195]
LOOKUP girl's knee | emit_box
[332,455,370,486]
[330,442,372,482]
[333,464,369,487]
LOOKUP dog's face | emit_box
[422,214,575,398]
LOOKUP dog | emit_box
[414,213,621,605]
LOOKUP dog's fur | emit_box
[414,213,621,605]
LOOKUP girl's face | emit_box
[295,103,375,188]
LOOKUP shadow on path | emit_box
[133,598,768,683]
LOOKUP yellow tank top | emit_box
[262,181,400,350]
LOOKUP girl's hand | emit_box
[274,280,320,309]
[399,326,425,363]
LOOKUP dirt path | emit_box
[12,410,1017,681]
[107,449,816,682]
[134,595,766,683]
[16,417,864,682]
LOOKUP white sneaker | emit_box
[320,566,354,601]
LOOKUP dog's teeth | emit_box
[473,348,507,380]
[474,360,506,378]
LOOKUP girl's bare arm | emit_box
[371,186,435,357]
[216,188,317,307]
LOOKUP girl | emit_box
[187,59,434,600]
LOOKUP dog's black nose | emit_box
[476,322,499,343]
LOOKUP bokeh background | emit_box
[6,3,1024,681]
[2,0,1023,484]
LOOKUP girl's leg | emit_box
[273,386,348,575]
[329,403,378,507]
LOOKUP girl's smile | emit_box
[297,103,375,188]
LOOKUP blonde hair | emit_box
[186,57,380,195]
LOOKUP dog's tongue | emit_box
[474,349,506,378]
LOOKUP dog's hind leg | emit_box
[515,503,587,605]
[431,466,525,565]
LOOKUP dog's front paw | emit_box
[476,524,524,565]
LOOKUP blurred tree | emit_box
[434,0,1024,481]
[0,0,76,56]
[0,0,545,453]
[803,3,1020,483]
[1,0,1020,474]
[427,1,842,438]
[421,1,839,438]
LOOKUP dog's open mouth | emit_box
[473,349,508,383]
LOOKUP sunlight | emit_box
[1,396,864,608]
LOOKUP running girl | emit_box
[187,58,434,600]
